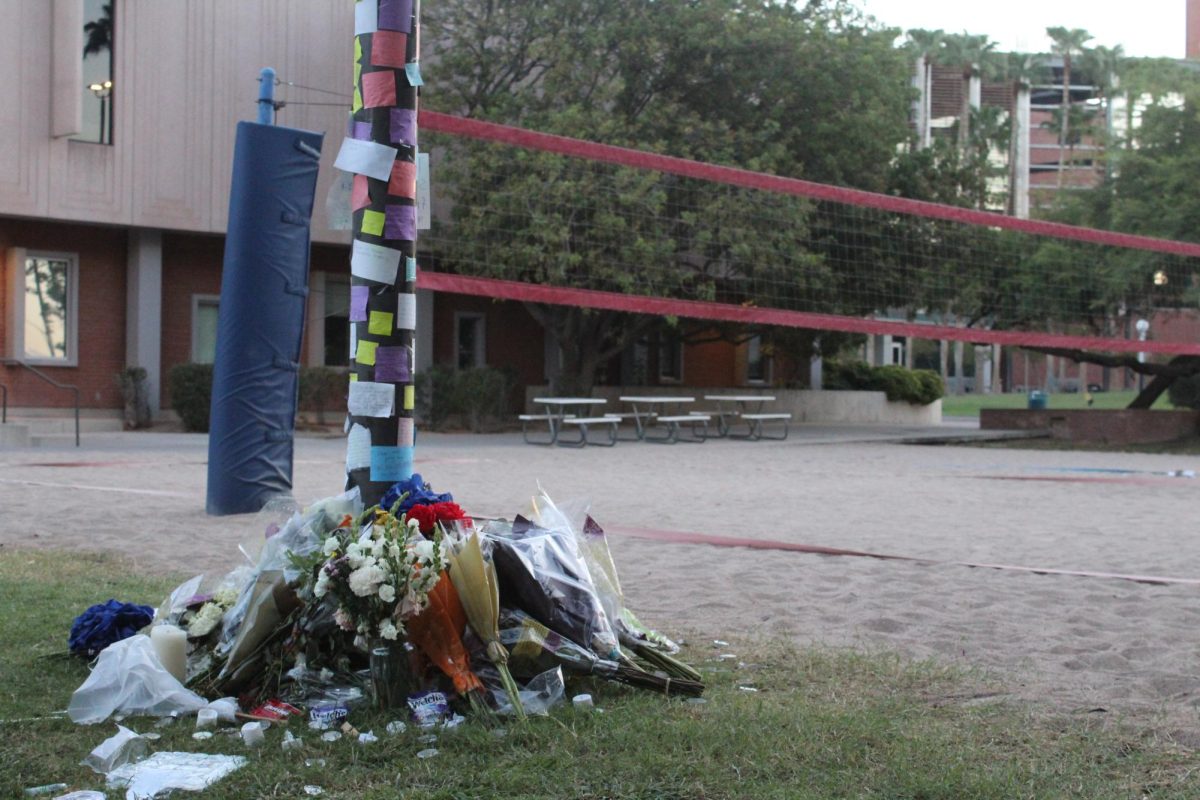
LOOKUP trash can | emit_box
[1027,390,1047,410]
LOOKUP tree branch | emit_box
[1022,347,1200,378]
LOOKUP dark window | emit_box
[76,0,116,145]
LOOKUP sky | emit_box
[855,0,1185,59]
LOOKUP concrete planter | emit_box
[525,387,941,426]
[981,408,1200,445]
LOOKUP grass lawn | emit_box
[942,389,1173,417]
[4,549,1200,799]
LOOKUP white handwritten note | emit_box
[334,137,397,182]
[354,0,379,35]
[396,293,417,330]
[348,381,395,418]
[346,423,372,471]
[351,240,401,285]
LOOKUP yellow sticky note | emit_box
[356,340,378,366]
[354,36,362,64]
[349,374,358,382]
[368,310,394,336]
[362,209,385,236]
[352,86,363,113]
[354,61,362,89]
[403,385,415,410]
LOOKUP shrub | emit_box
[299,366,345,425]
[415,365,517,432]
[1168,373,1200,409]
[167,363,213,432]
[821,360,943,405]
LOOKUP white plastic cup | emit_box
[572,693,594,710]
[241,721,266,747]
[196,708,218,730]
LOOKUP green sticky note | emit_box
[352,86,363,113]
[403,385,415,410]
[356,340,378,366]
[362,209,385,236]
[349,373,358,382]
[354,36,362,65]
[354,60,362,89]
[368,310,394,336]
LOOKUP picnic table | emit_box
[618,396,709,443]
[523,397,618,447]
[702,394,790,440]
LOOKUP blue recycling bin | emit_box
[1027,390,1047,410]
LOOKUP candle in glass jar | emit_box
[150,624,188,683]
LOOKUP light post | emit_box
[88,80,113,144]
[1135,318,1149,393]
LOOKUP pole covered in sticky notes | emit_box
[342,0,420,507]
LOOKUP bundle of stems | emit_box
[446,534,526,720]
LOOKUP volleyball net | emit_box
[417,111,1200,357]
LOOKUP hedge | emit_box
[823,360,944,405]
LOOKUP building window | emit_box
[324,276,350,367]
[74,0,116,145]
[658,334,683,383]
[9,251,79,366]
[454,313,485,369]
[191,295,220,364]
[746,335,770,384]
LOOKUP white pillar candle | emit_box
[150,625,188,684]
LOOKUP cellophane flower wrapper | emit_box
[485,516,621,661]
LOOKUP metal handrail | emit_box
[0,382,6,424]
[0,360,80,446]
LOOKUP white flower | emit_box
[333,606,355,631]
[313,572,329,599]
[371,538,385,557]
[378,583,396,604]
[413,540,435,563]
[379,620,398,640]
[406,517,421,532]
[322,536,339,556]
[388,543,401,559]
[348,564,385,597]
[212,587,239,608]
[187,602,225,638]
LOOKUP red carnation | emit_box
[431,502,466,524]
[405,504,437,534]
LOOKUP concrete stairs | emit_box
[0,414,124,448]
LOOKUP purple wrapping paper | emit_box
[390,108,416,146]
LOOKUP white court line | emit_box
[0,478,192,498]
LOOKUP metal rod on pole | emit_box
[257,67,277,126]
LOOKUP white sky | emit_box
[855,0,1185,59]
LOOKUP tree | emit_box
[1045,27,1093,196]
[424,0,913,393]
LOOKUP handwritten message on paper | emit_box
[346,423,372,472]
[348,381,395,417]
[350,285,369,322]
[351,240,401,284]
[378,0,413,32]
[334,137,397,182]
[371,445,413,482]
[397,416,415,447]
[362,70,397,109]
[354,0,379,35]
[396,293,417,330]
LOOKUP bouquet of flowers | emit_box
[295,509,445,649]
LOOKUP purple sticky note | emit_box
[378,0,413,33]
[349,121,372,141]
[374,346,410,382]
[350,285,369,322]
[389,108,416,146]
[384,204,416,241]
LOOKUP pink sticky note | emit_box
[371,31,408,69]
[351,175,370,212]
[361,71,396,109]
[397,416,414,446]
[388,160,416,199]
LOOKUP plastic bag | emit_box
[106,752,247,799]
[68,636,207,724]
[480,666,565,717]
[80,724,148,774]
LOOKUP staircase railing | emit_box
[0,360,80,446]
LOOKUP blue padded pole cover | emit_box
[206,121,324,516]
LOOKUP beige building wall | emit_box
[0,0,353,246]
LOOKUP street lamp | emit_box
[88,79,113,144]
[1135,318,1150,393]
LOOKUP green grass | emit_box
[3,549,1200,799]
[942,389,1173,417]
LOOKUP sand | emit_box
[3,427,1199,732]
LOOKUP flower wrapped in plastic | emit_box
[69,599,156,657]
[292,508,444,649]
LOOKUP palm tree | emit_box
[1046,27,1092,195]
[941,33,997,152]
[83,3,114,143]
[905,29,945,149]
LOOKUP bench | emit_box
[557,416,621,447]
[645,414,710,444]
[740,412,792,441]
[689,408,739,437]
[518,413,574,446]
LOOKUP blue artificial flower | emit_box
[68,598,156,657]
[380,472,453,514]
